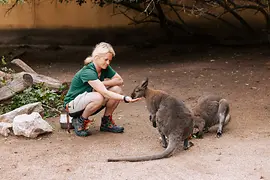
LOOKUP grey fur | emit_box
[192,94,231,138]
[107,78,194,162]
[149,114,157,128]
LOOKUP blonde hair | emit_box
[84,42,116,65]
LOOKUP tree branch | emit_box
[168,4,193,34]
[5,0,19,16]
[215,0,255,33]
[114,6,159,25]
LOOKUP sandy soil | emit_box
[0,44,270,180]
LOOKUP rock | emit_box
[0,122,12,137]
[0,102,44,123]
[13,112,53,138]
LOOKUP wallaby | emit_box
[192,94,231,138]
[107,78,194,162]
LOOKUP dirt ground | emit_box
[0,44,270,180]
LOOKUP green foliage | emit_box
[0,56,67,118]
[0,0,9,4]
[1,56,6,65]
[0,83,66,118]
[0,56,14,86]
[0,56,14,74]
[0,0,25,4]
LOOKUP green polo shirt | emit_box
[63,62,116,107]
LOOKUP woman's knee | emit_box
[108,85,123,94]
[85,92,105,106]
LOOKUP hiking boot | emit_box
[72,117,91,137]
[100,115,124,133]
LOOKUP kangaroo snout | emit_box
[131,92,136,99]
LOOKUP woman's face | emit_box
[97,53,113,69]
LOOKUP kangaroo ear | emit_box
[141,78,148,88]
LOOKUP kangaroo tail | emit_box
[107,138,178,162]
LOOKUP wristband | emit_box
[123,96,129,103]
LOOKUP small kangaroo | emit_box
[192,94,231,138]
[107,78,194,162]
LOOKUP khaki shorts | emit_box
[67,91,107,114]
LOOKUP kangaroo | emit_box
[192,94,231,138]
[107,78,194,162]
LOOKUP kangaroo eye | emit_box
[135,90,140,92]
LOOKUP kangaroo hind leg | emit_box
[217,99,230,138]
[158,127,168,148]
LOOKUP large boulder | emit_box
[13,112,53,138]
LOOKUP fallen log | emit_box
[10,59,62,88]
[0,70,12,79]
[0,73,33,101]
[11,59,37,74]
[0,59,63,101]
[16,71,62,89]
[0,71,63,101]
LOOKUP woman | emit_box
[64,42,140,137]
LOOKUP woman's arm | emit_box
[102,73,123,87]
[88,79,140,103]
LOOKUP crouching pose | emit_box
[193,94,231,138]
[63,42,140,137]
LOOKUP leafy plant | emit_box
[0,56,14,74]
[0,83,66,118]
[0,0,8,4]
[0,56,14,86]
[0,56,68,118]
[1,55,6,65]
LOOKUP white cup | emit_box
[59,113,72,123]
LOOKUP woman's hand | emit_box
[124,96,142,103]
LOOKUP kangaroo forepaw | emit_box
[152,121,157,128]
[149,115,157,128]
